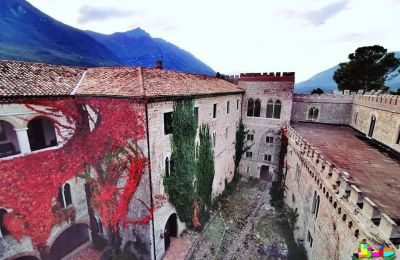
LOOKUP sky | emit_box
[27,0,400,82]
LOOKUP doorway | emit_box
[260,165,272,182]
[164,213,178,251]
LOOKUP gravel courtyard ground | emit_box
[187,178,306,260]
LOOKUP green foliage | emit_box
[333,45,400,92]
[311,88,324,95]
[163,99,197,224]
[234,119,251,173]
[196,124,215,209]
[390,88,400,95]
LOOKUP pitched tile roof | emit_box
[0,60,243,98]
[0,60,84,96]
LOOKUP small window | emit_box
[165,157,170,177]
[396,126,400,144]
[227,101,230,114]
[213,104,217,118]
[246,151,253,158]
[212,132,216,148]
[368,115,376,138]
[237,99,240,110]
[354,112,358,124]
[194,107,199,125]
[266,136,274,143]
[247,134,254,141]
[246,166,250,173]
[164,112,173,135]
[264,154,272,162]
[58,183,72,208]
[225,126,229,139]
[0,209,10,238]
[308,107,319,121]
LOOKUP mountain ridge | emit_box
[0,0,215,76]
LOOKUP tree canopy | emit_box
[333,45,400,92]
[311,88,324,95]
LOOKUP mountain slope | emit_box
[87,28,215,76]
[0,0,215,75]
[0,0,120,66]
[295,52,400,93]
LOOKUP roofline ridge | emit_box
[70,70,87,95]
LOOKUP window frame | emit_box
[247,134,254,141]
[164,112,173,135]
[264,154,272,162]
[245,151,253,158]
[227,101,230,114]
[266,136,274,143]
[213,104,217,119]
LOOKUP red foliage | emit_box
[0,97,151,247]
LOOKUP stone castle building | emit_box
[0,60,399,260]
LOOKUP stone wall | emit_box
[147,94,241,259]
[239,76,294,179]
[291,94,353,125]
[284,127,399,260]
[351,94,400,153]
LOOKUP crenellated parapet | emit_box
[227,72,295,82]
[287,126,400,251]
[354,94,400,113]
[293,93,354,104]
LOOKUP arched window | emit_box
[266,100,274,118]
[308,107,319,121]
[247,99,254,117]
[27,117,57,151]
[273,100,282,119]
[368,115,376,138]
[165,157,170,177]
[254,99,261,117]
[0,208,10,238]
[58,183,72,208]
[0,120,21,158]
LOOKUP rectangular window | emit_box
[264,154,272,162]
[246,166,250,173]
[237,99,240,111]
[164,112,173,135]
[212,132,216,148]
[246,151,253,158]
[225,126,229,139]
[213,104,217,118]
[247,134,254,141]
[227,101,230,114]
[194,107,199,124]
[266,136,274,143]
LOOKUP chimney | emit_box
[155,60,163,69]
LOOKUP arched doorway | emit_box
[0,120,20,158]
[260,165,271,182]
[27,117,57,151]
[50,224,89,260]
[368,115,376,138]
[164,213,178,251]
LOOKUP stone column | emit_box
[14,127,31,154]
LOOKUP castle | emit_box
[0,60,399,260]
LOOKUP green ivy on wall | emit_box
[163,99,197,225]
[196,124,215,210]
[234,119,251,174]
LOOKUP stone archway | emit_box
[260,165,272,182]
[50,224,89,260]
[27,117,57,151]
[164,213,178,251]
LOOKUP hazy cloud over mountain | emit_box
[78,5,143,24]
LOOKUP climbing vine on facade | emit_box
[0,98,152,249]
[163,99,197,225]
[234,119,251,174]
[196,124,215,210]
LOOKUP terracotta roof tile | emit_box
[0,60,84,96]
[0,60,243,98]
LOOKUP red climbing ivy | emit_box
[0,97,152,248]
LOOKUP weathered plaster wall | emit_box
[239,77,294,179]
[291,94,353,125]
[147,94,241,259]
[351,94,400,153]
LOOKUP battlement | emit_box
[293,93,354,103]
[354,94,400,113]
[226,72,295,82]
[287,126,400,248]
